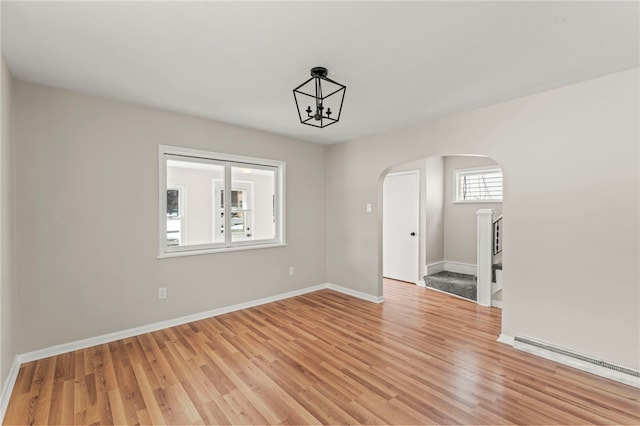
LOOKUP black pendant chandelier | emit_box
[293,67,346,128]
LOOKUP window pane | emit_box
[232,190,243,209]
[167,189,180,217]
[458,169,503,201]
[167,219,181,246]
[231,165,276,242]
[166,158,225,246]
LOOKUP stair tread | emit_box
[424,271,477,302]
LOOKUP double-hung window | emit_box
[159,145,285,257]
[454,167,503,202]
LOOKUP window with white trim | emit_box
[159,145,285,257]
[454,167,503,202]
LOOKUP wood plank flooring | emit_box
[4,279,640,425]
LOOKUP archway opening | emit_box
[380,154,503,308]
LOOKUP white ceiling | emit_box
[2,1,638,145]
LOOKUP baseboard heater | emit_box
[513,336,640,388]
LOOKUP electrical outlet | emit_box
[366,203,372,213]
[289,266,295,276]
[158,287,167,299]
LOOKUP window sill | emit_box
[452,200,503,204]
[157,242,288,259]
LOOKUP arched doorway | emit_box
[381,154,503,307]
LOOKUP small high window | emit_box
[159,145,285,257]
[455,167,503,202]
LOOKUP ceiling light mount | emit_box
[293,66,346,128]
[310,66,328,78]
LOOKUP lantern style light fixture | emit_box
[293,67,346,128]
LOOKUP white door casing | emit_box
[383,171,420,283]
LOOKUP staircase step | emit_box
[492,261,502,282]
[425,271,477,301]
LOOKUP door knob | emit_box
[410,232,416,236]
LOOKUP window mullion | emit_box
[224,162,232,247]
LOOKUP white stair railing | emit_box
[491,214,503,307]
[493,214,503,256]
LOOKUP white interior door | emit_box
[383,171,419,283]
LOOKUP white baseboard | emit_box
[491,300,502,308]
[326,283,384,304]
[426,261,476,276]
[18,283,330,363]
[0,355,21,424]
[416,280,426,288]
[497,333,515,345]
[1,281,383,418]
[17,282,383,365]
[425,261,444,276]
[444,261,476,276]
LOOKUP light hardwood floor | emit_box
[4,279,640,425]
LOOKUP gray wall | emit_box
[443,155,502,265]
[13,81,327,353]
[327,69,639,369]
[0,58,16,391]
[425,157,444,266]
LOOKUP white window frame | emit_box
[158,145,286,258]
[453,166,503,203]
